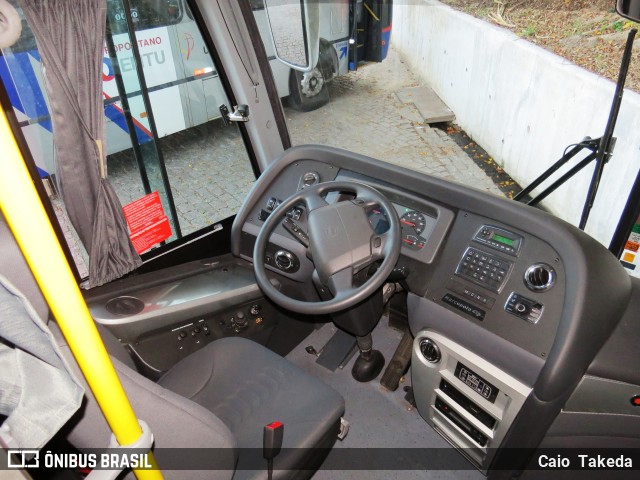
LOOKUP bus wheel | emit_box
[289,67,330,112]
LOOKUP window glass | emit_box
[256,1,640,253]
[254,0,502,199]
[107,0,183,34]
[0,2,88,276]
[0,0,256,280]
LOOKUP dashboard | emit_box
[230,145,637,474]
[234,157,564,364]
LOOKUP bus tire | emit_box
[318,38,339,82]
[288,67,330,112]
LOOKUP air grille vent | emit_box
[524,264,555,292]
[106,296,144,316]
[419,338,441,364]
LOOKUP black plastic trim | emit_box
[188,0,262,179]
[236,0,291,151]
[137,216,235,274]
[588,275,640,386]
[233,145,634,477]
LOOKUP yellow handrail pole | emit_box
[0,109,162,480]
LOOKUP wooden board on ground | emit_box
[396,86,456,123]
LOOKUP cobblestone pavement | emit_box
[104,46,502,244]
[286,47,503,196]
[267,0,307,66]
[108,120,255,238]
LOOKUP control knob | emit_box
[234,312,248,328]
[515,303,528,314]
[274,250,295,271]
[419,338,441,364]
[301,171,320,188]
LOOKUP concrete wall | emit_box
[393,0,640,247]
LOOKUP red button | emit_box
[631,395,640,406]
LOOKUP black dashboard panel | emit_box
[238,160,339,282]
[236,159,456,285]
[227,144,639,477]
[236,158,564,361]
[231,145,633,470]
[423,210,566,359]
[232,145,631,386]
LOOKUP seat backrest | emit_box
[0,214,237,479]
[0,215,49,322]
[0,213,134,367]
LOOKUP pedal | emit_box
[380,330,413,391]
[315,329,357,371]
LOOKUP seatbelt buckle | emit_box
[263,421,284,460]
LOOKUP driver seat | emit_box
[0,218,345,480]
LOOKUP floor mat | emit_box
[286,318,485,480]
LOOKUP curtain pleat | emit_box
[20,0,141,287]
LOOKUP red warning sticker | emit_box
[123,192,172,254]
[625,241,639,253]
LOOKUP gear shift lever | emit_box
[352,333,385,382]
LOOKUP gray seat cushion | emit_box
[0,217,49,322]
[1,212,344,478]
[52,325,238,480]
[159,336,345,476]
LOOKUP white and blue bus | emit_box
[0,0,392,178]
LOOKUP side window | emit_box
[108,0,183,33]
[0,0,257,278]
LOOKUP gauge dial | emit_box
[400,211,427,234]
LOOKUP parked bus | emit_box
[0,0,392,177]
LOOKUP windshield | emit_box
[260,0,640,278]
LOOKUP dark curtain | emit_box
[20,0,141,287]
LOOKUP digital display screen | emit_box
[455,363,499,403]
[491,233,515,246]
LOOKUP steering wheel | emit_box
[253,181,401,315]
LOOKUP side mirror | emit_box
[617,0,640,22]
[264,0,319,72]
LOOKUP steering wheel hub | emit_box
[253,181,401,315]
[308,200,379,285]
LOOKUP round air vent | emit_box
[105,296,144,316]
[524,263,556,292]
[419,338,441,364]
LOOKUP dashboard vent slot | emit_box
[524,264,555,292]
[106,296,144,316]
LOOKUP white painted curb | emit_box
[393,0,640,247]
